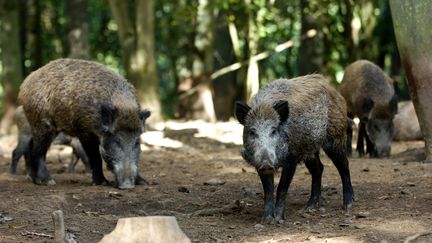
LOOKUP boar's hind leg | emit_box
[274,159,298,222]
[10,136,31,174]
[258,169,275,224]
[79,135,109,185]
[357,121,366,157]
[29,133,56,185]
[304,152,323,210]
[324,145,354,210]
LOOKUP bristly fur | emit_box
[19,58,143,137]
[339,59,397,120]
[242,74,347,167]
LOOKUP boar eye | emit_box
[270,127,277,137]
[248,129,257,138]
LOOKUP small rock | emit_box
[228,226,235,229]
[319,207,326,213]
[214,162,225,169]
[378,195,390,200]
[339,219,353,227]
[254,224,265,230]
[204,178,226,186]
[242,168,247,173]
[178,186,190,193]
[355,211,370,218]
[109,191,123,199]
[406,182,415,187]
[362,167,370,172]
[400,190,410,195]
[354,224,366,229]
[0,214,13,224]
[68,226,80,233]
[394,168,400,172]
[242,187,259,197]
[293,221,302,226]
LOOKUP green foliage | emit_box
[0,0,409,118]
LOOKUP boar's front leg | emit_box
[304,152,323,210]
[79,135,109,186]
[258,168,275,224]
[274,160,297,223]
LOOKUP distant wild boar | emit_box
[10,106,91,174]
[339,60,397,157]
[18,58,151,189]
[235,74,354,223]
[393,101,422,141]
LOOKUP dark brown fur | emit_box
[18,58,149,187]
[339,60,397,157]
[235,74,354,223]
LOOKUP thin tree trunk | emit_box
[298,0,324,75]
[26,0,43,73]
[66,0,90,59]
[213,11,236,120]
[135,0,161,122]
[0,0,23,134]
[245,4,260,101]
[179,0,216,122]
[390,0,432,161]
[109,0,161,122]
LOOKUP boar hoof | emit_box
[274,216,285,224]
[262,216,275,225]
[135,174,149,185]
[34,177,56,186]
[93,178,112,187]
[343,202,353,212]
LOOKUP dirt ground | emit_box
[0,121,431,243]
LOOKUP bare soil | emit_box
[0,121,431,242]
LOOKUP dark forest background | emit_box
[0,0,410,132]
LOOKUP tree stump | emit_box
[99,216,191,243]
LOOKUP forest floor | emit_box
[0,120,431,243]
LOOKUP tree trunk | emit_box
[0,0,23,134]
[65,0,90,59]
[178,0,216,122]
[26,0,43,73]
[135,0,161,122]
[109,0,161,122]
[245,4,260,101]
[298,0,324,75]
[390,0,432,161]
[213,11,236,120]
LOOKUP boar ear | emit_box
[235,101,251,125]
[362,98,374,117]
[273,100,289,123]
[100,104,118,133]
[139,110,151,122]
[390,94,398,114]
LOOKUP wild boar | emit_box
[235,74,354,223]
[18,58,151,189]
[339,60,397,157]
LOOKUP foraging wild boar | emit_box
[235,74,354,223]
[18,58,151,189]
[393,101,422,141]
[10,106,91,174]
[339,60,397,157]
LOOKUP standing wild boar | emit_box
[339,60,397,157]
[19,58,151,189]
[235,74,354,223]
[10,106,91,174]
